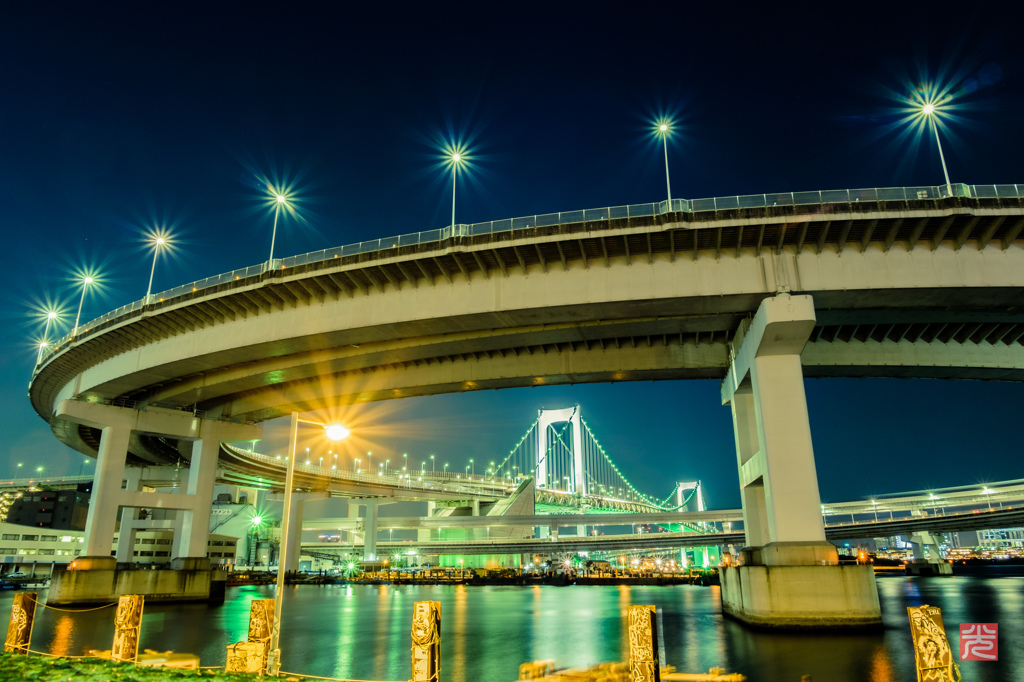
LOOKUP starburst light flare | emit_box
[652,117,676,205]
[441,141,471,234]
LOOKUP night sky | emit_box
[3,3,1023,509]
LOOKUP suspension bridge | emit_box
[220,405,705,518]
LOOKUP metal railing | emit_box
[34,182,1022,369]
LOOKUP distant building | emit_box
[5,484,91,531]
[0,521,238,567]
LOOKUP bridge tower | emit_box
[535,406,585,496]
[720,293,881,628]
[676,481,705,512]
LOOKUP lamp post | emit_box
[268,193,288,265]
[917,100,952,196]
[36,310,59,363]
[430,454,435,473]
[448,148,468,235]
[71,275,95,338]
[469,459,474,477]
[144,233,170,304]
[654,119,673,206]
[267,413,349,676]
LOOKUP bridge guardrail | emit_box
[226,446,517,497]
[34,182,1023,369]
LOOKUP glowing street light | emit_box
[144,231,172,304]
[653,118,675,206]
[267,191,289,264]
[916,99,952,195]
[444,143,470,235]
[71,274,96,338]
[268,412,350,675]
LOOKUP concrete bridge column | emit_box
[720,294,880,628]
[80,424,131,567]
[908,531,953,576]
[346,501,361,545]
[364,501,379,561]
[115,469,143,563]
[172,435,220,562]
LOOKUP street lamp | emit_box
[912,96,953,196]
[445,144,469,235]
[267,192,289,264]
[430,454,435,473]
[268,412,350,675]
[144,231,171,304]
[654,118,674,206]
[36,310,60,364]
[469,459,474,476]
[71,274,96,338]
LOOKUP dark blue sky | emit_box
[3,3,1022,507]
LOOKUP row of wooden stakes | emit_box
[5,592,741,681]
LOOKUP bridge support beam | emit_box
[364,501,379,561]
[51,400,261,601]
[907,531,953,576]
[721,294,880,628]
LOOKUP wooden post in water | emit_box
[410,600,441,682]
[907,604,959,682]
[4,592,38,654]
[110,595,144,663]
[226,598,275,673]
[628,605,660,682]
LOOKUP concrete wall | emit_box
[720,564,881,628]
[47,564,223,605]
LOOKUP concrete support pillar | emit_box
[471,500,480,516]
[723,294,830,560]
[116,469,143,563]
[577,525,586,537]
[83,425,131,561]
[719,294,880,628]
[907,532,953,576]
[346,502,361,545]
[172,436,220,560]
[364,502,379,561]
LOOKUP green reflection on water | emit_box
[1,577,1020,682]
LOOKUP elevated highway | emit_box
[327,505,1024,556]
[30,184,1024,465]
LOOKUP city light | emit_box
[265,184,297,264]
[441,141,471,233]
[652,117,676,204]
[70,271,100,338]
[324,424,350,441]
[143,228,173,304]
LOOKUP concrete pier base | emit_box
[47,565,225,606]
[720,562,881,629]
[906,561,954,577]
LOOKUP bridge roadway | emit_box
[29,184,1024,466]
[319,506,1024,556]
[217,443,662,512]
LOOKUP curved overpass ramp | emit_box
[30,184,1024,463]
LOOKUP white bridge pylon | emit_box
[535,406,585,496]
[677,481,706,512]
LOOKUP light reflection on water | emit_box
[1,577,1020,681]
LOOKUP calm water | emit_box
[3,577,1021,681]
